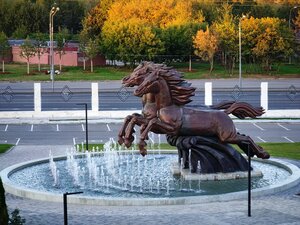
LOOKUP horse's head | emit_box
[122,61,156,87]
[134,69,160,97]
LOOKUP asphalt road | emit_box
[0,79,299,111]
[1,121,299,146]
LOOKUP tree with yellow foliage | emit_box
[82,0,115,38]
[251,17,293,70]
[101,0,205,64]
[212,4,237,74]
[193,26,218,74]
[101,19,164,65]
[293,9,300,30]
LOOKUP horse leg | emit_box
[138,118,158,156]
[124,115,147,148]
[118,115,134,145]
[138,119,178,156]
[223,133,270,159]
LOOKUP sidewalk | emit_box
[1,145,300,225]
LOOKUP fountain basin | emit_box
[1,150,300,206]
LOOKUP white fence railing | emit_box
[0,82,299,120]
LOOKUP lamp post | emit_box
[238,15,246,88]
[49,5,59,91]
[77,103,88,150]
[63,192,83,225]
[288,6,298,64]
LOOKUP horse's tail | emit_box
[210,100,236,110]
[224,102,265,119]
[210,100,264,119]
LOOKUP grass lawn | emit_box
[0,63,129,82]
[0,62,299,82]
[259,143,300,160]
[81,142,300,160]
[0,144,14,154]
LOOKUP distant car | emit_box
[46,70,61,75]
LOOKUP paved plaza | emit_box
[1,145,300,225]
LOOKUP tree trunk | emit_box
[2,60,4,73]
[91,59,93,73]
[209,57,214,75]
[27,59,30,75]
[38,57,41,72]
[83,58,86,70]
[59,55,62,71]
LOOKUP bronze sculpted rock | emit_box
[118,62,270,173]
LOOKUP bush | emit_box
[9,209,26,225]
[0,177,9,225]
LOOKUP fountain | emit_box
[1,136,300,206]
[1,62,300,205]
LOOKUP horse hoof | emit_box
[139,140,147,156]
[124,139,132,148]
[140,150,147,157]
[257,151,270,159]
[118,137,124,145]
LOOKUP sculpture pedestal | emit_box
[171,162,263,181]
[167,135,251,174]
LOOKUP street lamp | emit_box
[288,6,298,64]
[77,103,88,150]
[49,5,59,91]
[63,192,83,225]
[239,15,246,88]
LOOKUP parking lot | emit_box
[1,121,299,146]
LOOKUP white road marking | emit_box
[31,124,34,132]
[16,138,20,145]
[277,123,290,131]
[106,124,111,131]
[253,123,264,131]
[0,140,8,143]
[256,136,267,143]
[73,137,76,145]
[56,124,60,132]
[81,124,85,131]
[4,125,8,131]
[283,136,294,143]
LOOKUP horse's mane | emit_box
[150,63,196,106]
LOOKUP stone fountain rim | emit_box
[1,150,300,206]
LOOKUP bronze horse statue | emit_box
[119,62,270,163]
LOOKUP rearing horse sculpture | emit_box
[133,65,270,159]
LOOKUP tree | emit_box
[54,0,85,34]
[100,0,206,65]
[82,0,116,38]
[11,25,28,39]
[20,37,36,75]
[79,29,89,70]
[0,31,10,73]
[32,32,47,72]
[251,17,293,70]
[55,28,69,72]
[85,38,99,72]
[102,20,164,65]
[193,26,219,74]
[293,9,300,30]
[212,4,237,74]
[0,177,9,225]
[157,23,204,62]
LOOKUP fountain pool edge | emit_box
[1,151,300,206]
